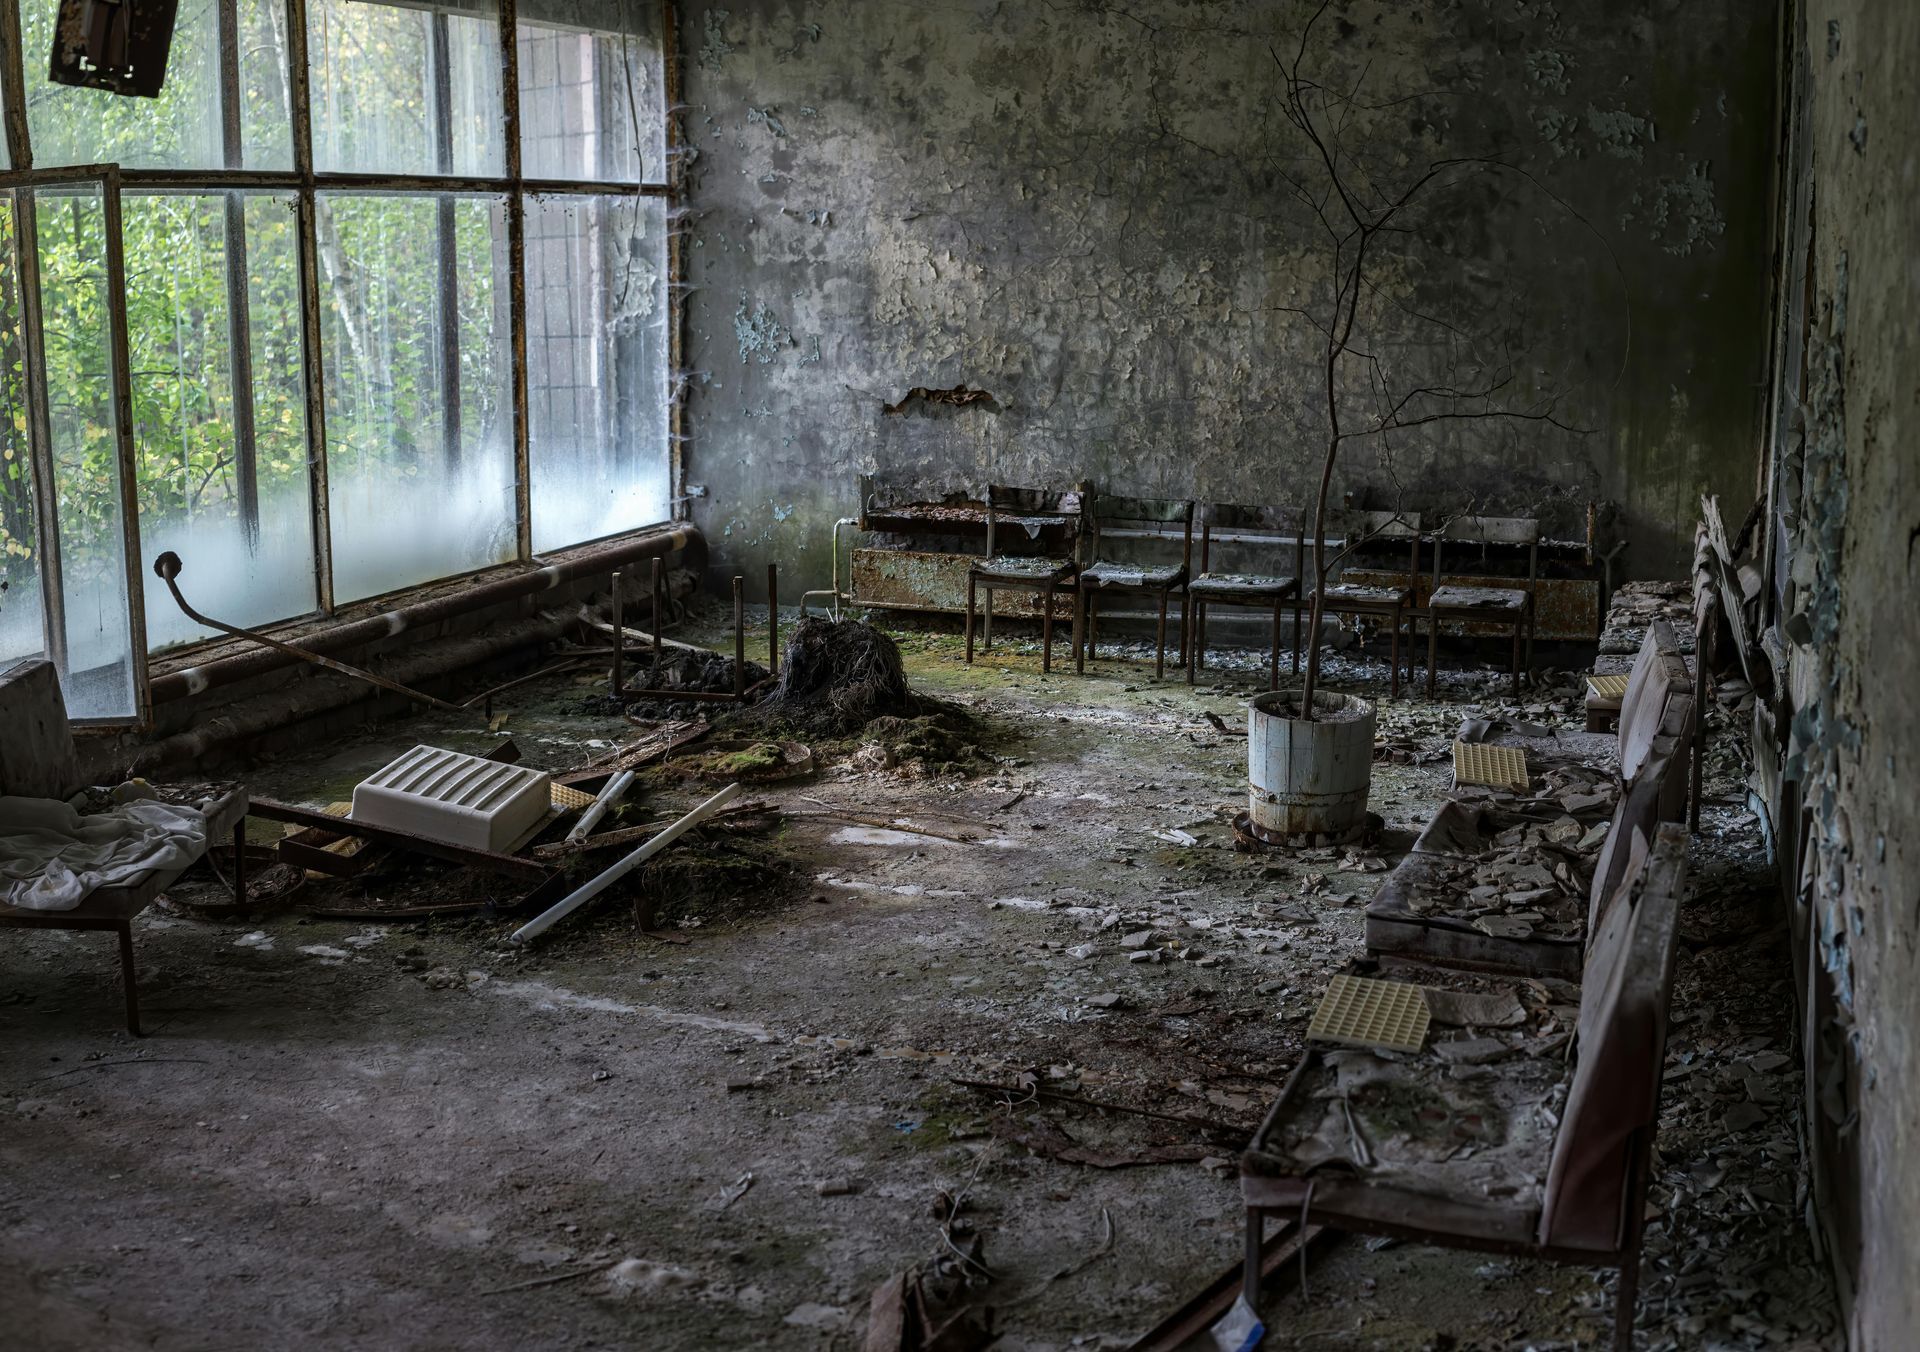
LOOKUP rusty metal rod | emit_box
[610,569,625,696]
[651,556,664,677]
[153,551,470,716]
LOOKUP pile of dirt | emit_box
[718,618,993,774]
[756,617,922,734]
[629,645,769,697]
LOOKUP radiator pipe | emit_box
[149,524,704,706]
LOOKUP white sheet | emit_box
[0,794,208,911]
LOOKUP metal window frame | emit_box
[0,0,680,728]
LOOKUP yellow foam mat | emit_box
[1585,673,1629,702]
[551,784,595,811]
[1307,974,1431,1054]
[1453,741,1530,793]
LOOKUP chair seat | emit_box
[1311,582,1411,606]
[971,555,1076,583]
[1430,585,1528,612]
[1188,571,1297,599]
[1081,560,1186,589]
[1241,1040,1564,1235]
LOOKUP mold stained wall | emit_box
[1789,2,1920,1343]
[676,1,1777,593]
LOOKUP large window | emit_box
[0,0,674,721]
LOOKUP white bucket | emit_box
[1247,689,1376,838]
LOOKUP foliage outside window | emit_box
[0,0,673,721]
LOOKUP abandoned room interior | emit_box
[0,0,1913,1348]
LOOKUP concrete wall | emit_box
[1783,2,1920,1343]
[676,0,1777,593]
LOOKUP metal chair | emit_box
[1075,494,1194,681]
[1185,503,1304,689]
[963,484,1084,674]
[1305,508,1421,698]
[1419,514,1540,697]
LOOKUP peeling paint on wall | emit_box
[699,9,735,70]
[733,298,791,364]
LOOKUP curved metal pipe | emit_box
[149,524,705,706]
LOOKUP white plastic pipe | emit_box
[566,769,635,844]
[511,782,742,944]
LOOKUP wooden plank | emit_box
[247,798,548,881]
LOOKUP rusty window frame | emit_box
[0,0,680,726]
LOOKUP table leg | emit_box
[1389,604,1402,699]
[1427,608,1440,699]
[117,923,142,1038]
[1041,582,1056,674]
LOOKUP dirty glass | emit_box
[0,193,45,676]
[35,183,137,718]
[124,193,315,650]
[518,0,666,183]
[526,193,668,553]
[22,0,293,170]
[319,192,514,601]
[309,0,506,177]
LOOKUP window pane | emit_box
[34,184,137,718]
[125,193,315,651]
[519,0,666,183]
[310,0,505,177]
[0,194,47,673]
[527,193,668,552]
[22,0,293,170]
[319,193,514,601]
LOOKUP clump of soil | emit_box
[739,618,992,774]
[632,645,769,697]
[855,713,986,776]
[756,617,922,734]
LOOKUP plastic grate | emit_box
[1453,741,1530,793]
[1307,974,1431,1054]
[551,784,596,811]
[1586,673,1630,702]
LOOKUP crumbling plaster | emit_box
[677,1,1776,594]
[1792,2,1920,1343]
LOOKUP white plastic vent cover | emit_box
[352,746,552,852]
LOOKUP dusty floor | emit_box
[1,612,1838,1351]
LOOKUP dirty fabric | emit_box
[0,792,207,910]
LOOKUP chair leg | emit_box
[1389,604,1402,700]
[117,922,142,1038]
[1073,580,1088,675]
[1175,591,1189,667]
[1269,602,1282,690]
[231,820,247,905]
[1041,583,1056,674]
[1187,600,1203,684]
[1511,616,1522,698]
[964,574,977,664]
[1526,595,1537,681]
[1242,1207,1265,1320]
[1427,608,1440,700]
[1291,603,1302,675]
[1613,1251,1642,1351]
[1689,721,1705,832]
[983,587,993,650]
[1087,590,1099,662]
[1154,588,1169,681]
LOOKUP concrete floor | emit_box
[0,617,1835,1350]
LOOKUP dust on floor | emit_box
[0,614,1836,1350]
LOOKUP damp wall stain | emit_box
[676,0,1777,595]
